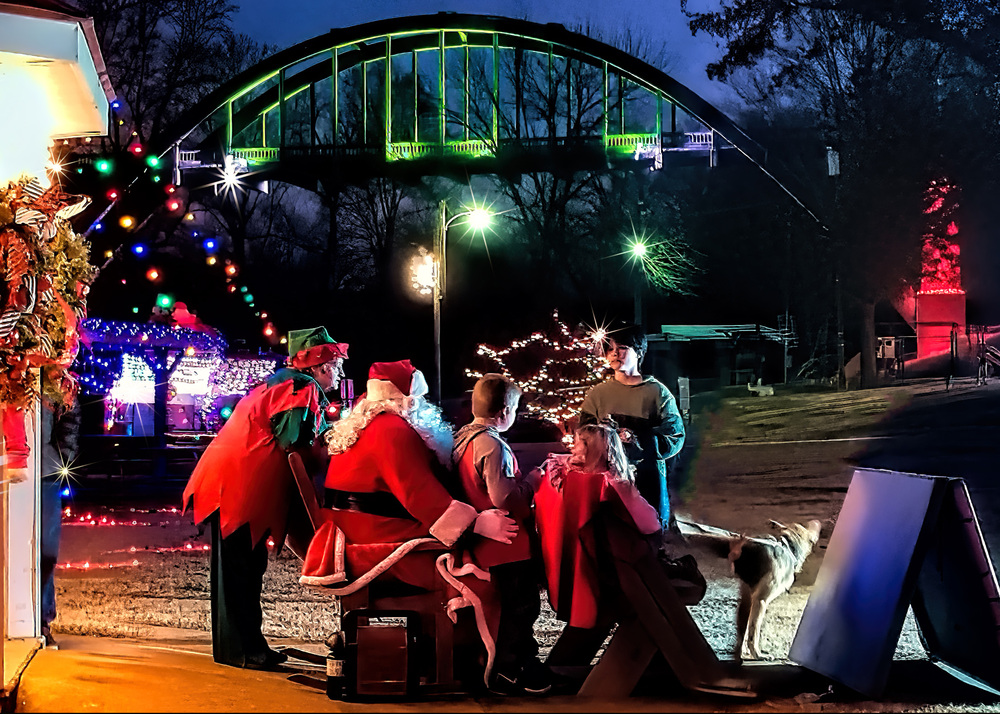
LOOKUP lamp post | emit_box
[432,199,492,403]
[629,238,649,330]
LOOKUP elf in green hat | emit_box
[183,326,348,670]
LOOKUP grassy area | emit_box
[690,382,922,445]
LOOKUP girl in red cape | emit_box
[534,422,661,663]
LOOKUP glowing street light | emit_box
[627,236,651,327]
[466,208,492,232]
[432,200,493,403]
[409,247,435,297]
[629,239,649,259]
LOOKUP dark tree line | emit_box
[680,0,1000,387]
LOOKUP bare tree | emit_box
[450,25,697,309]
[686,1,984,387]
[81,0,257,149]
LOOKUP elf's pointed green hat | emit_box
[286,326,349,369]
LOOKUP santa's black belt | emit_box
[325,489,415,521]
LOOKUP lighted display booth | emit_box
[71,318,284,478]
[0,0,114,699]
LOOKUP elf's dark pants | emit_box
[209,514,271,667]
[491,559,542,677]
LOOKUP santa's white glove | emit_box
[473,508,518,544]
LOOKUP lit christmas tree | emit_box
[465,310,608,435]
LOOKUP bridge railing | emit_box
[230,147,281,163]
[684,131,714,148]
[211,131,713,168]
[387,139,494,161]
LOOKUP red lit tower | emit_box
[915,179,965,358]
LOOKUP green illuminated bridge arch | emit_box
[165,12,773,189]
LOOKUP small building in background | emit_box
[72,318,284,476]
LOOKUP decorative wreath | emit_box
[0,178,96,409]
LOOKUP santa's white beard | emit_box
[326,396,454,465]
[405,399,454,465]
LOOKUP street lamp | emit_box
[409,247,435,296]
[628,237,650,328]
[433,199,493,403]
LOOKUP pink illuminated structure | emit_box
[915,180,965,359]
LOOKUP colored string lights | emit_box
[54,506,287,572]
[198,356,281,431]
[465,310,607,433]
[74,318,228,398]
[57,506,205,571]
[73,319,281,432]
[80,318,228,351]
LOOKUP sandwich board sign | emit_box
[789,468,1000,697]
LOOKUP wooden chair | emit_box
[563,513,757,699]
[286,452,469,694]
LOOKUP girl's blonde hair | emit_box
[576,423,634,483]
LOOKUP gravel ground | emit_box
[51,378,1000,712]
[51,503,927,663]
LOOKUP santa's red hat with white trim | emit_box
[366,359,428,402]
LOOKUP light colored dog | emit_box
[729,519,822,661]
[677,518,822,661]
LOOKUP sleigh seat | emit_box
[287,452,480,697]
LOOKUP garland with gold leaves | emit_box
[0,178,96,408]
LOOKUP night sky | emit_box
[230,0,739,109]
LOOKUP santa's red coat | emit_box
[534,457,661,628]
[302,411,480,590]
[182,371,327,548]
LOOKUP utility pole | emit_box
[634,277,644,330]
[432,200,446,404]
[836,271,845,391]
[784,220,791,384]
[827,147,844,391]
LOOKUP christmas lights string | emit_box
[465,309,607,432]
[197,355,283,431]
[74,318,228,397]
[71,319,283,431]
[50,116,282,344]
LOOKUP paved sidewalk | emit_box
[10,633,1000,713]
[13,633,732,712]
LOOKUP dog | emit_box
[729,519,822,661]
[678,518,822,661]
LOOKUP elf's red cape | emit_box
[182,371,326,548]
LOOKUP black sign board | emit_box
[789,468,1000,697]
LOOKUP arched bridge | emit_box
[165,13,769,189]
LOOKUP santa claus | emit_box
[300,359,515,684]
